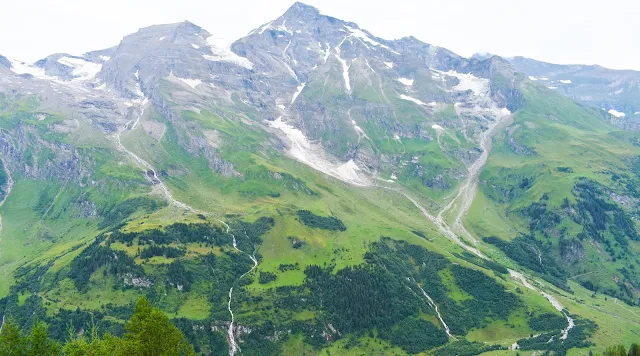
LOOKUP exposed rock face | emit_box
[0,1,530,201]
[560,238,586,263]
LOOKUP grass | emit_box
[439,268,473,302]
[465,189,527,241]
[44,277,140,312]
[281,333,407,356]
[466,309,533,346]
[0,180,99,296]
[1,73,639,355]
[557,281,640,354]
[175,294,211,320]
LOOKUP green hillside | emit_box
[1,4,639,355]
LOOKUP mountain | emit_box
[474,54,640,130]
[0,2,639,355]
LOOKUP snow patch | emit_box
[258,20,292,35]
[608,109,626,118]
[335,42,351,93]
[539,77,549,80]
[8,59,52,79]
[99,55,111,61]
[548,86,557,89]
[168,72,202,89]
[282,40,298,80]
[180,78,202,89]
[435,70,510,125]
[57,57,102,81]
[322,43,331,64]
[615,88,624,95]
[335,160,365,183]
[364,59,375,73]
[204,37,254,70]
[291,83,306,104]
[351,120,370,141]
[159,36,165,41]
[383,61,394,69]
[275,20,292,34]
[397,77,414,86]
[258,22,273,34]
[344,25,399,54]
[559,79,572,84]
[432,124,444,131]
[528,76,538,81]
[444,70,489,96]
[399,94,427,106]
[277,104,286,110]
[191,44,200,49]
[268,117,368,186]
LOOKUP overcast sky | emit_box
[2,0,638,70]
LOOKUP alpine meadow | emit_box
[0,2,640,355]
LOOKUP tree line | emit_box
[0,297,196,355]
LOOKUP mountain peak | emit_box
[284,2,320,16]
[0,55,12,68]
[471,52,494,60]
[124,21,210,41]
[281,1,321,22]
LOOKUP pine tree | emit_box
[63,318,125,356]
[123,297,195,356]
[64,331,124,356]
[604,345,627,356]
[0,319,28,356]
[27,322,60,356]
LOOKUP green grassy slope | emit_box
[1,75,640,356]
[468,82,640,304]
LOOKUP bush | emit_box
[390,318,448,354]
[297,210,346,231]
[258,271,277,284]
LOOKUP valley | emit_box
[0,2,639,355]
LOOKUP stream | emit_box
[409,278,453,338]
[0,157,14,235]
[383,110,575,343]
[220,221,259,356]
[114,102,192,211]
[115,99,257,355]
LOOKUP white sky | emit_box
[1,0,638,70]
